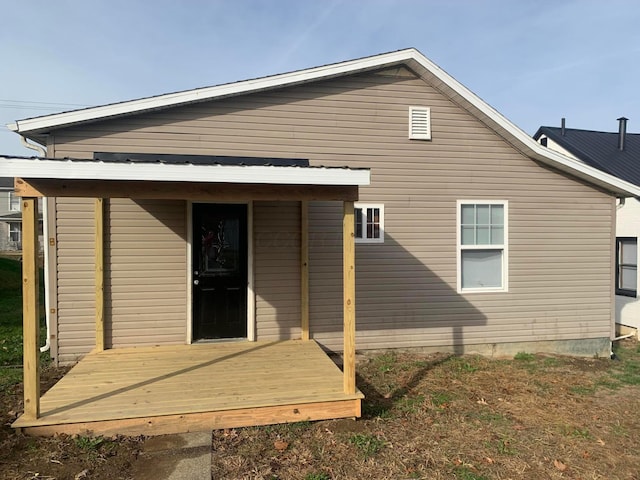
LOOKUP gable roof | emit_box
[6,48,640,198]
[534,126,640,187]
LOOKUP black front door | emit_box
[192,203,248,340]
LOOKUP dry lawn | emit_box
[212,338,640,480]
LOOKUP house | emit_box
[0,176,44,254]
[534,118,640,337]
[4,48,640,437]
[0,177,23,251]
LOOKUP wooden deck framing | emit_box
[13,340,363,437]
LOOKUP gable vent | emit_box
[409,106,431,140]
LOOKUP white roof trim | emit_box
[0,158,370,186]
[6,47,639,197]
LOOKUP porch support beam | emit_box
[15,178,359,202]
[300,201,309,340]
[21,197,40,419]
[95,198,105,352]
[343,201,356,395]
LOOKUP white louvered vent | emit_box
[409,106,431,140]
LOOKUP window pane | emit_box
[476,226,490,245]
[355,209,362,238]
[490,205,504,225]
[461,205,475,225]
[461,226,475,245]
[373,224,380,238]
[461,249,503,289]
[491,226,504,245]
[9,193,20,211]
[621,266,637,291]
[621,239,637,265]
[476,205,490,224]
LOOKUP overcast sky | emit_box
[1,0,639,155]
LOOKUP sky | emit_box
[1,0,639,156]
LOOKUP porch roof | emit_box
[0,155,370,187]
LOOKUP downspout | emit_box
[20,135,46,157]
[18,135,51,353]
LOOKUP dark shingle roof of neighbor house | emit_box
[534,126,640,187]
[0,177,13,188]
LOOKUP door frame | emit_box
[186,200,255,343]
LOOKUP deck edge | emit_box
[14,398,362,437]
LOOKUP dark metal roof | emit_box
[534,126,640,187]
[93,152,310,167]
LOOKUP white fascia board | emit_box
[9,49,420,135]
[0,158,370,186]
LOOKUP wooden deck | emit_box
[13,340,363,437]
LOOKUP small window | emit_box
[457,201,508,292]
[8,223,21,244]
[409,106,431,140]
[9,192,20,212]
[616,237,637,297]
[355,203,384,244]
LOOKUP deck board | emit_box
[13,340,363,436]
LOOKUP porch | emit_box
[13,340,363,437]
[6,155,369,437]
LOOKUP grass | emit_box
[348,433,385,458]
[0,257,48,391]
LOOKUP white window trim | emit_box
[9,192,20,212]
[408,106,431,140]
[354,203,384,244]
[456,200,509,293]
[8,222,21,243]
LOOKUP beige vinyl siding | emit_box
[55,197,95,364]
[254,201,301,339]
[105,199,187,348]
[52,67,613,353]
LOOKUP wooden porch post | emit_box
[95,198,105,351]
[301,200,310,340]
[343,201,356,395]
[22,197,40,419]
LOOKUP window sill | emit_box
[616,289,637,298]
[459,287,508,294]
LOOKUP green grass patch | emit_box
[0,257,49,391]
[514,352,535,362]
[431,391,453,408]
[304,474,330,480]
[394,394,425,414]
[374,352,397,373]
[468,410,510,425]
[348,433,385,458]
[362,401,392,419]
[455,466,489,480]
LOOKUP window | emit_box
[616,237,637,297]
[457,201,508,292]
[408,106,431,140]
[9,192,20,212]
[8,223,21,244]
[354,203,384,244]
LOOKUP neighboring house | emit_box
[534,119,640,336]
[0,176,44,253]
[0,177,23,251]
[4,48,640,437]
